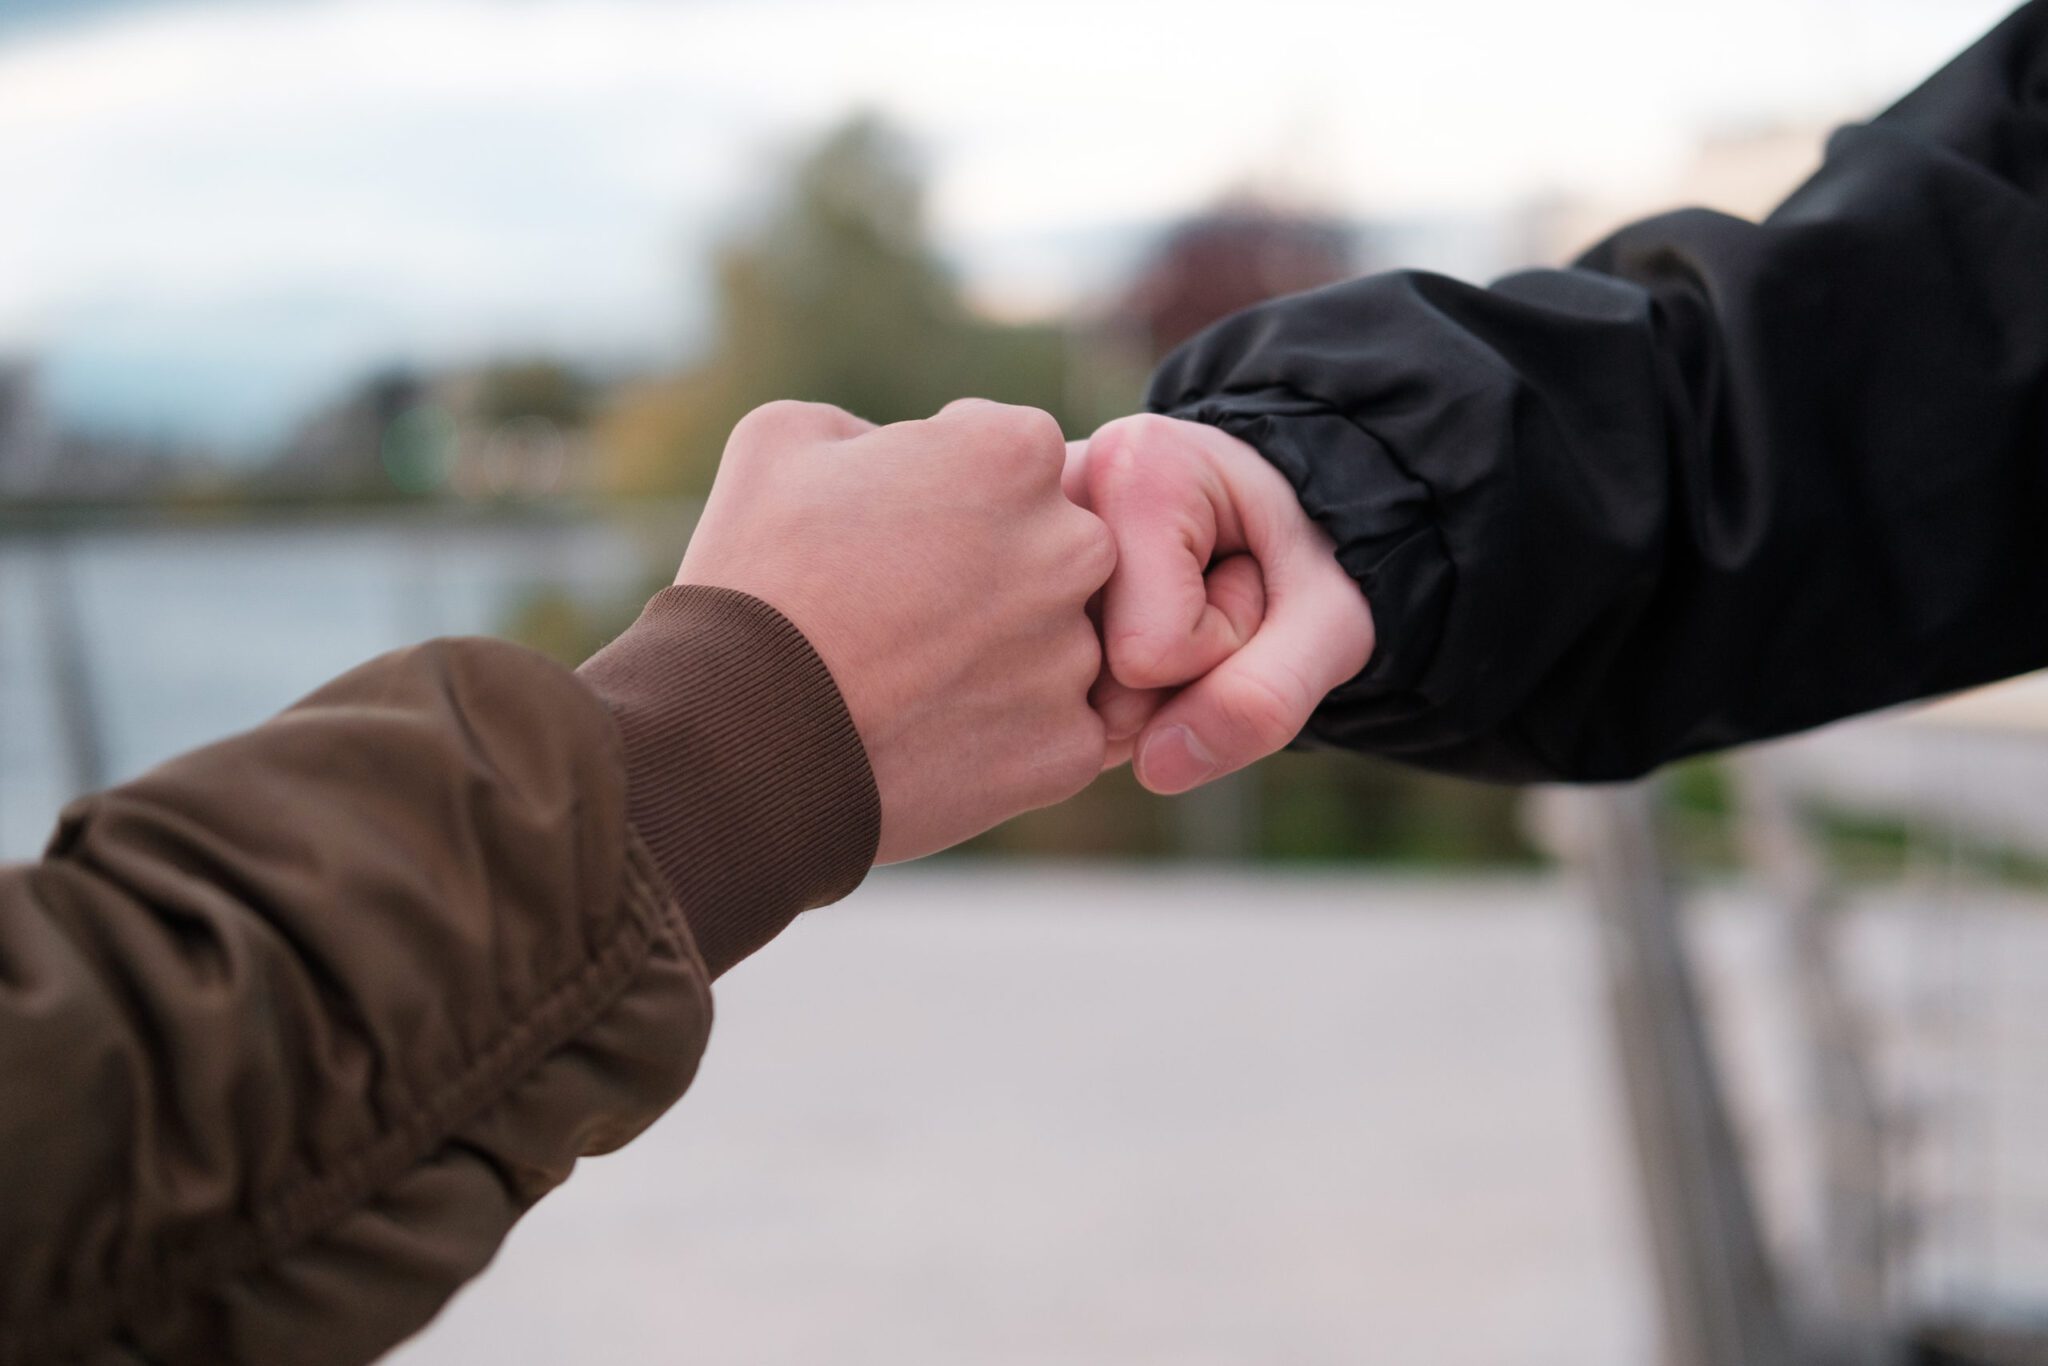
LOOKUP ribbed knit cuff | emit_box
[576,585,881,978]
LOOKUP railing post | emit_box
[1536,781,1798,1366]
[1733,755,1896,1365]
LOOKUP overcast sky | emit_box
[0,0,2017,448]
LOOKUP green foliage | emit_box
[1659,755,1741,871]
[1809,807,2048,888]
[707,117,969,422]
[1252,750,1537,864]
[476,360,596,428]
[955,749,1539,865]
[499,572,669,670]
[379,404,458,495]
[602,114,1133,497]
[958,764,1182,859]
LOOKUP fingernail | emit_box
[1138,725,1218,793]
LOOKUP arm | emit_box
[0,623,807,1366]
[1142,1,2048,781]
[0,398,1111,1365]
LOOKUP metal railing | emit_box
[1541,678,2048,1366]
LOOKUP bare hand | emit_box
[1071,414,1374,794]
[680,399,1116,862]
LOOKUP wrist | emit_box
[576,585,880,977]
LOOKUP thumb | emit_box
[1132,551,1371,796]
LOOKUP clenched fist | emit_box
[1070,414,1374,794]
[678,399,1116,862]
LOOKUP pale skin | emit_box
[1070,414,1375,796]
[680,399,1369,862]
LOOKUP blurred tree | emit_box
[475,359,596,428]
[595,374,717,498]
[595,114,1119,497]
[966,750,1536,865]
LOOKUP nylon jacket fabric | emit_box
[1151,2,2048,781]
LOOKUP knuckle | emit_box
[1044,712,1107,799]
[732,399,828,447]
[947,396,1007,425]
[1018,713,1101,808]
[1065,623,1105,688]
[1095,681,1153,742]
[1020,404,1066,447]
[1116,411,1182,449]
[999,406,1066,471]
[1082,420,1140,485]
[937,396,1000,424]
[1085,413,1185,502]
[1070,512,1117,587]
[949,401,1064,478]
[1090,412,1174,465]
[1106,626,1181,691]
[1217,669,1307,752]
[741,398,811,429]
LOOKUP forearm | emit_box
[0,375,1104,1362]
[0,591,876,1365]
[1150,1,2048,781]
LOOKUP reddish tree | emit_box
[1118,205,1357,363]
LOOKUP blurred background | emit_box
[4,2,2046,1363]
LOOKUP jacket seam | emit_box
[622,835,713,989]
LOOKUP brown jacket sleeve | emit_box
[0,585,878,1366]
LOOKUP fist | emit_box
[1071,414,1374,794]
[680,399,1116,862]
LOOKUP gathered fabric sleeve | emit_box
[1151,1,2048,780]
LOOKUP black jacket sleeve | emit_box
[1147,1,2048,783]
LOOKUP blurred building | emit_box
[1513,121,1830,269]
[0,360,55,498]
[269,369,425,497]
[269,362,596,502]
[0,361,206,502]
